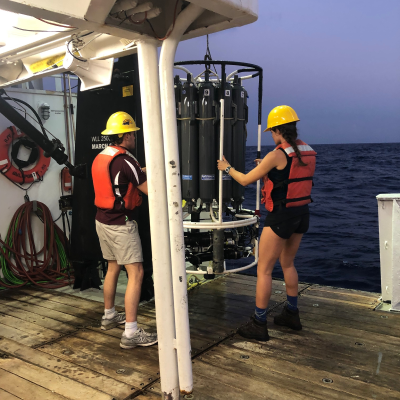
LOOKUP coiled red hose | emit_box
[0,201,73,289]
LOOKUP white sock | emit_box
[104,306,117,319]
[125,321,138,338]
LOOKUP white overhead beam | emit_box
[188,0,257,19]
[0,65,68,87]
[84,0,116,24]
[0,0,91,19]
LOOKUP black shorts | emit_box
[264,206,309,239]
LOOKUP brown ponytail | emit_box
[272,122,307,166]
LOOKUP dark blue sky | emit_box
[175,0,400,145]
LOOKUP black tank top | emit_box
[268,148,292,208]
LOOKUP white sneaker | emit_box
[120,328,158,349]
[101,312,126,330]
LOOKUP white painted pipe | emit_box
[183,216,258,230]
[137,39,179,399]
[174,65,193,77]
[194,69,220,82]
[128,8,161,22]
[129,1,153,14]
[194,69,207,81]
[159,3,204,396]
[5,37,75,63]
[226,70,239,81]
[0,31,79,60]
[218,97,225,223]
[187,240,258,275]
[110,0,138,14]
[117,1,153,19]
[234,214,254,219]
[256,124,262,212]
[230,74,253,81]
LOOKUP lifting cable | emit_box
[0,201,73,289]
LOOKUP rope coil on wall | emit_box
[0,201,73,289]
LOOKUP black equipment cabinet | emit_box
[71,55,154,299]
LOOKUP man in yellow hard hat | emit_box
[92,111,157,349]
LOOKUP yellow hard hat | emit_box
[264,105,300,132]
[101,111,140,136]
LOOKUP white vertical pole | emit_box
[256,124,261,212]
[218,98,225,223]
[377,197,393,302]
[392,199,400,311]
[137,40,179,400]
[159,3,204,395]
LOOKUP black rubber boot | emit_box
[273,305,302,330]
[237,315,270,341]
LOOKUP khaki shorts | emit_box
[95,220,143,265]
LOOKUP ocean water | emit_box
[228,143,400,293]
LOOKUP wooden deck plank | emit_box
[134,391,162,400]
[0,322,47,347]
[37,340,156,387]
[0,296,13,304]
[304,285,380,299]
[299,293,378,309]
[219,274,310,292]
[299,308,400,338]
[0,388,22,400]
[198,350,355,400]
[141,301,248,327]
[0,298,91,326]
[193,282,257,297]
[1,277,399,400]
[0,313,62,342]
[18,288,107,313]
[0,304,77,333]
[72,330,160,369]
[0,358,114,400]
[0,338,134,399]
[266,316,400,363]
[303,291,380,306]
[212,341,400,399]
[42,331,160,377]
[264,318,400,371]
[297,297,400,329]
[287,316,400,351]
[140,303,247,330]
[229,338,400,392]
[191,359,312,400]
[144,379,259,400]
[0,368,69,400]
[0,292,101,320]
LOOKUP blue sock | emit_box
[254,306,267,322]
[286,295,298,311]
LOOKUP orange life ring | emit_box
[0,126,51,184]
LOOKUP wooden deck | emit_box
[0,275,399,400]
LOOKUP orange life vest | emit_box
[92,146,142,210]
[261,140,316,212]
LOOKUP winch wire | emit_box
[0,201,72,289]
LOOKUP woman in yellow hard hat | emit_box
[218,105,317,341]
